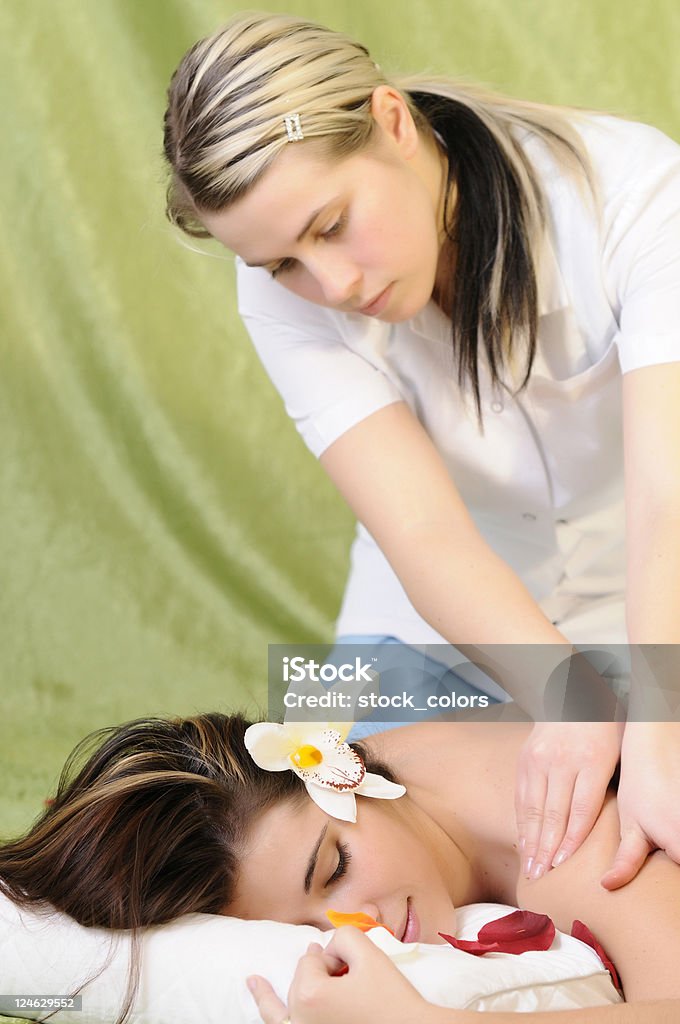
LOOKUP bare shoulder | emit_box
[360,720,531,786]
[518,795,680,1002]
[360,721,530,879]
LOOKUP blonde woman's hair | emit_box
[163,10,603,428]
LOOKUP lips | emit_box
[399,898,420,943]
[358,283,392,316]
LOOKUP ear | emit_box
[369,85,419,158]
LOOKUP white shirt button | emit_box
[491,400,504,413]
[522,512,537,521]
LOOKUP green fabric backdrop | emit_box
[1,0,679,865]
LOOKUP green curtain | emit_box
[1,0,679,854]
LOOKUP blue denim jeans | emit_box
[328,635,503,742]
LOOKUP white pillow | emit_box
[0,894,621,1022]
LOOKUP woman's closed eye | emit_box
[320,212,347,242]
[270,212,348,278]
[326,842,352,886]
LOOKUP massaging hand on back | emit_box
[603,722,680,888]
[517,721,680,890]
[515,721,623,884]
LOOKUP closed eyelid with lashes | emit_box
[270,212,348,278]
[326,841,352,887]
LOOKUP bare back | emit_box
[362,721,680,1003]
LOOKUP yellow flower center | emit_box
[291,744,323,769]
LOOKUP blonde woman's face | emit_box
[226,794,466,944]
[200,89,450,322]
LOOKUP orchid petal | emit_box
[326,721,352,743]
[305,782,357,822]
[285,723,345,750]
[293,741,365,791]
[356,772,406,800]
[243,723,295,771]
[299,725,341,750]
[367,927,421,959]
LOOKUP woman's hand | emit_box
[601,722,680,889]
[247,926,442,1024]
[516,721,624,881]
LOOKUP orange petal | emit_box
[326,909,395,936]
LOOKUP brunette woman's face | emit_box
[199,87,450,323]
[226,795,465,945]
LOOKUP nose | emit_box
[308,253,361,307]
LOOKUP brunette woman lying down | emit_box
[0,714,677,1023]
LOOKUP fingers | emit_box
[307,940,348,976]
[517,762,610,881]
[516,724,621,883]
[533,765,611,880]
[600,827,654,891]
[552,766,607,865]
[246,975,288,1024]
[247,942,348,1024]
[323,924,377,966]
[515,760,548,878]
[285,932,378,1023]
[248,935,389,1024]
[522,765,577,880]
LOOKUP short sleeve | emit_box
[236,258,403,456]
[601,121,680,373]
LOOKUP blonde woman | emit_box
[162,14,680,893]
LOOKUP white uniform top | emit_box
[236,114,680,649]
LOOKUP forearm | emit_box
[626,507,680,644]
[321,404,562,653]
[389,519,566,648]
[424,1001,680,1024]
[391,524,619,720]
[624,508,680,721]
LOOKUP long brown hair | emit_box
[163,10,601,430]
[0,711,395,1023]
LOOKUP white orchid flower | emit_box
[243,721,406,822]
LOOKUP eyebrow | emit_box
[244,199,338,268]
[304,823,328,894]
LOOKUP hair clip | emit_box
[283,113,304,141]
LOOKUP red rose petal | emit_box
[571,920,622,993]
[438,933,496,955]
[440,910,556,956]
[479,910,553,946]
